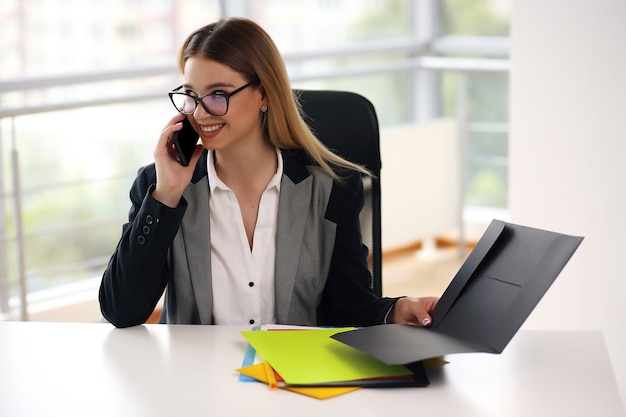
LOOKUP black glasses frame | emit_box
[168,80,259,116]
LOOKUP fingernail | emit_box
[422,318,431,326]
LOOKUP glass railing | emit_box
[0,40,509,320]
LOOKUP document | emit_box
[332,219,584,365]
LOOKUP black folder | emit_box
[332,219,584,365]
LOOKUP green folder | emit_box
[240,328,413,386]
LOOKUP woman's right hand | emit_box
[152,114,203,208]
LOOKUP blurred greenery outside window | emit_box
[440,0,511,209]
[0,0,509,299]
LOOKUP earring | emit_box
[261,104,268,112]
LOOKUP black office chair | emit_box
[296,90,383,297]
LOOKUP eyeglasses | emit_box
[168,80,258,116]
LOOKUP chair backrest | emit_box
[296,90,382,297]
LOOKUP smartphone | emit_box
[172,117,199,166]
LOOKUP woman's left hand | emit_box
[389,296,439,326]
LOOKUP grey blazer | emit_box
[99,149,397,328]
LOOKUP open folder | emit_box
[332,219,584,365]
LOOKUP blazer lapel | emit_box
[180,179,213,324]
[173,152,214,324]
[274,172,312,323]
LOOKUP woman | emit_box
[99,17,438,328]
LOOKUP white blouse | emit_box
[207,149,283,325]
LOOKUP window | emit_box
[439,0,511,209]
[0,0,510,318]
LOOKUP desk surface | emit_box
[0,322,623,417]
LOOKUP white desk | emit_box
[0,322,623,417]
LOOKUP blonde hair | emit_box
[178,17,369,179]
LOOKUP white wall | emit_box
[381,120,460,250]
[511,0,626,405]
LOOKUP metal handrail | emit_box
[0,64,177,93]
[0,35,509,94]
[0,55,509,119]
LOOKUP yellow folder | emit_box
[236,362,360,400]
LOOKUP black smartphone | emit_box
[172,117,199,166]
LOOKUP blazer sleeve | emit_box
[317,171,399,326]
[99,165,186,328]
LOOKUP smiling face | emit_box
[182,56,266,152]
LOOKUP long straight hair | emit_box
[178,17,369,179]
